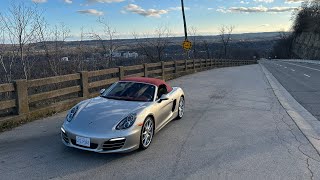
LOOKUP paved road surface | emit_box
[1,65,320,179]
[261,60,320,121]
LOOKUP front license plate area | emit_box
[76,136,90,147]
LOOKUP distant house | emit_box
[104,51,122,58]
[113,52,122,58]
[123,52,138,59]
[61,57,69,62]
[104,51,139,59]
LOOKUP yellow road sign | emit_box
[182,40,192,50]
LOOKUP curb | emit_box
[259,62,320,155]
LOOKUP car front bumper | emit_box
[61,126,141,153]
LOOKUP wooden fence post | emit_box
[144,63,148,77]
[175,61,178,74]
[119,66,124,80]
[161,61,165,80]
[79,71,89,98]
[15,79,29,115]
[193,59,196,72]
[185,60,188,72]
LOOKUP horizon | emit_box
[0,31,283,45]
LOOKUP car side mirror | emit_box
[100,89,106,95]
[158,94,169,103]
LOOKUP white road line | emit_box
[284,62,320,72]
[304,74,311,78]
[291,69,295,72]
[284,67,287,68]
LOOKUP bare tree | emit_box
[74,27,86,71]
[202,40,211,60]
[272,30,294,59]
[0,25,14,83]
[47,23,70,76]
[218,25,234,58]
[35,12,50,61]
[0,2,40,80]
[90,18,122,65]
[133,32,156,62]
[133,26,171,63]
[188,26,198,59]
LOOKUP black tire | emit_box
[176,96,185,120]
[139,117,154,150]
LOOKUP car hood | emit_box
[65,97,148,135]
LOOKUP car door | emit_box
[154,84,173,130]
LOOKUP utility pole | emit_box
[181,0,188,40]
[180,0,192,52]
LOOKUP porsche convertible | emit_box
[61,77,185,153]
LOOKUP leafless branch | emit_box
[219,25,234,58]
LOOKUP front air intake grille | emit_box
[61,132,69,144]
[71,139,98,149]
[102,139,126,151]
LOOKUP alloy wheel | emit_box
[141,117,154,148]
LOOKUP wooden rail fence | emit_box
[0,59,256,131]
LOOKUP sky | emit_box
[0,0,304,40]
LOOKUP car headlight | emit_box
[116,113,137,130]
[66,106,79,122]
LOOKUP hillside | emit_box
[291,1,320,59]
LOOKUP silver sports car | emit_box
[61,77,185,153]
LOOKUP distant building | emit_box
[104,51,139,59]
[61,57,69,62]
[123,52,138,59]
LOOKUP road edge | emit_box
[259,61,320,155]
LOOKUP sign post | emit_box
[181,0,188,41]
[180,0,192,52]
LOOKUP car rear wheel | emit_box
[176,96,185,119]
[139,117,154,150]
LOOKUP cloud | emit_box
[240,1,250,4]
[285,0,305,3]
[77,9,104,16]
[253,0,274,3]
[124,4,168,18]
[32,0,47,3]
[217,5,298,13]
[168,7,190,11]
[259,24,270,27]
[64,0,72,4]
[86,0,125,3]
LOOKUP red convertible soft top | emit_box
[122,77,173,92]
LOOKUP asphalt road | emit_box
[261,60,320,121]
[1,64,320,179]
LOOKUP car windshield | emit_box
[102,82,155,102]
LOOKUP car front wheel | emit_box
[139,117,154,150]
